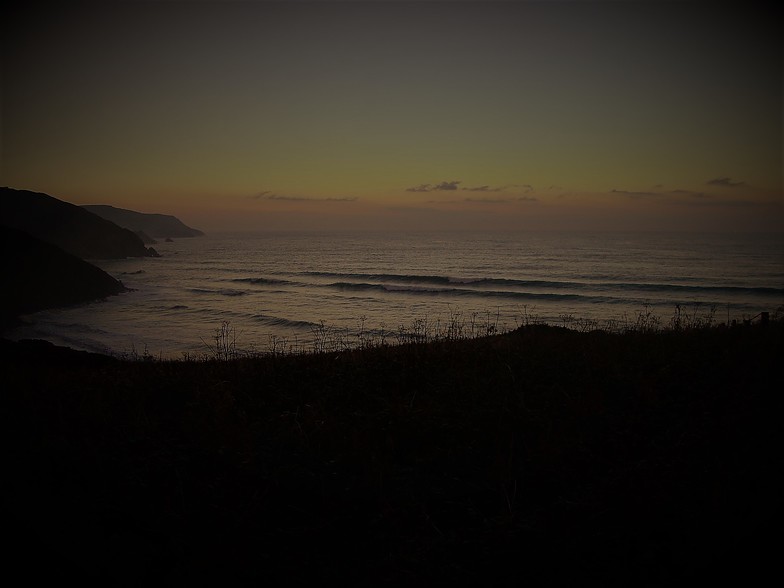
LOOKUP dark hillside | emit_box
[2,323,781,585]
[83,204,204,239]
[0,226,127,327]
[0,187,158,259]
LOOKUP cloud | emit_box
[406,184,433,193]
[706,177,746,188]
[462,185,509,192]
[406,180,537,196]
[249,190,275,199]
[461,183,534,193]
[406,180,461,192]
[265,194,310,201]
[409,181,536,195]
[434,180,461,191]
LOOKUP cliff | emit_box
[0,187,159,259]
[0,225,127,327]
[82,204,204,239]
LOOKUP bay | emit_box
[8,231,783,358]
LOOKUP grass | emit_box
[2,317,782,585]
[193,302,779,361]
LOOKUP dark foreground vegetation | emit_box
[2,321,782,585]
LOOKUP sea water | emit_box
[7,231,784,358]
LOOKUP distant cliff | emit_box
[0,225,127,327]
[0,187,159,259]
[82,205,204,239]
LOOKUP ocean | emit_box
[8,231,784,358]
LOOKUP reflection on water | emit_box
[7,231,784,358]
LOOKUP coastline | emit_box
[4,229,781,360]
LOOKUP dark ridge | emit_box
[2,322,780,584]
[0,187,159,259]
[0,225,128,327]
[82,204,205,238]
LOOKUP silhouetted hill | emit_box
[0,187,159,259]
[0,225,127,327]
[2,322,780,584]
[82,204,204,238]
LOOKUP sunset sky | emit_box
[2,1,781,232]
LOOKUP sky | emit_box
[2,0,781,232]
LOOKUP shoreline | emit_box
[4,299,779,361]
[5,228,781,360]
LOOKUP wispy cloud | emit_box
[460,183,534,193]
[408,181,535,194]
[463,185,502,192]
[406,180,462,192]
[265,194,310,201]
[707,177,746,188]
[406,184,433,193]
[249,190,276,200]
[434,180,461,191]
